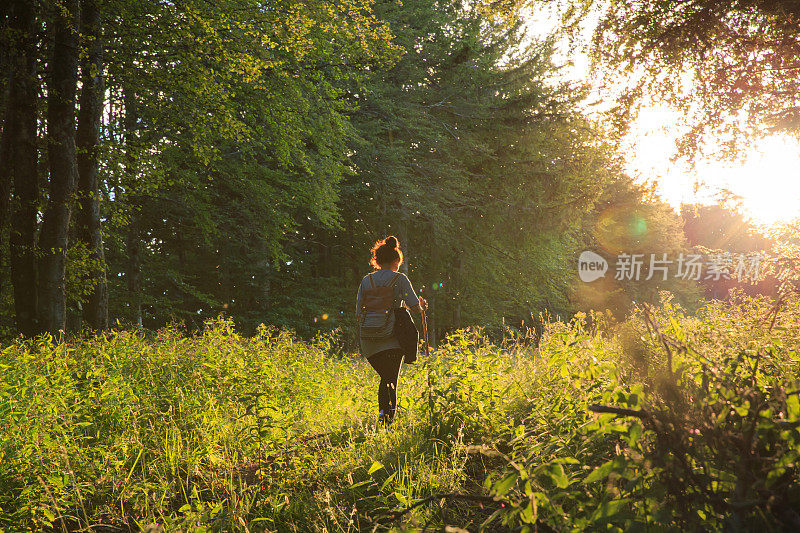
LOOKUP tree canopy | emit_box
[589,0,800,156]
[0,0,722,342]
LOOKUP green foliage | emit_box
[31,0,701,338]
[65,240,103,313]
[94,0,403,329]
[587,0,800,155]
[322,0,675,336]
[2,295,799,530]
[573,177,702,317]
[681,200,769,253]
[490,294,800,531]
[0,319,372,530]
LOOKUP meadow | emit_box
[1,293,799,532]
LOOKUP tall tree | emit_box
[39,0,81,336]
[121,86,142,328]
[75,0,108,329]
[96,0,400,329]
[0,3,11,254]
[332,0,621,336]
[682,200,768,253]
[5,0,40,336]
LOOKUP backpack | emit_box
[359,272,402,340]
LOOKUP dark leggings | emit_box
[367,349,404,423]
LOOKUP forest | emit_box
[1,0,748,343]
[1,0,800,531]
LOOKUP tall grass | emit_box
[1,293,799,531]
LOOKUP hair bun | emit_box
[369,236,403,269]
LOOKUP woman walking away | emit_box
[356,236,427,427]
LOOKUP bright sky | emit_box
[625,108,800,227]
[523,6,800,227]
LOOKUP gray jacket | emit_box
[356,269,419,358]
[356,269,419,318]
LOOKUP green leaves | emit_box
[492,473,519,497]
[7,214,800,531]
[545,463,569,489]
[367,460,384,475]
[584,457,626,484]
[787,392,800,419]
[589,498,631,522]
[93,0,403,331]
[482,294,800,531]
[591,0,800,157]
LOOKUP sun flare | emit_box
[624,107,800,228]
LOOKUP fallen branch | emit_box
[588,404,651,419]
[381,492,507,521]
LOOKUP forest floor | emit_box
[1,294,800,532]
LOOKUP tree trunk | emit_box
[260,255,271,314]
[397,221,409,275]
[0,87,13,290]
[0,0,12,267]
[75,0,108,330]
[122,86,143,327]
[6,0,40,337]
[126,219,142,327]
[38,0,80,337]
[453,255,462,329]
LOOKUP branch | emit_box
[588,404,651,419]
[380,492,507,522]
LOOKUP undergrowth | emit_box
[0,293,799,532]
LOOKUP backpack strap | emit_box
[388,272,402,308]
[359,274,375,322]
[368,271,400,288]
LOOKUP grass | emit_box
[1,292,799,531]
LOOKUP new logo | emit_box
[578,250,608,282]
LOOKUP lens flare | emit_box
[629,215,647,237]
[595,205,653,254]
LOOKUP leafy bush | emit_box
[490,294,800,531]
[1,294,799,531]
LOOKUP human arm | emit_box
[399,274,427,313]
